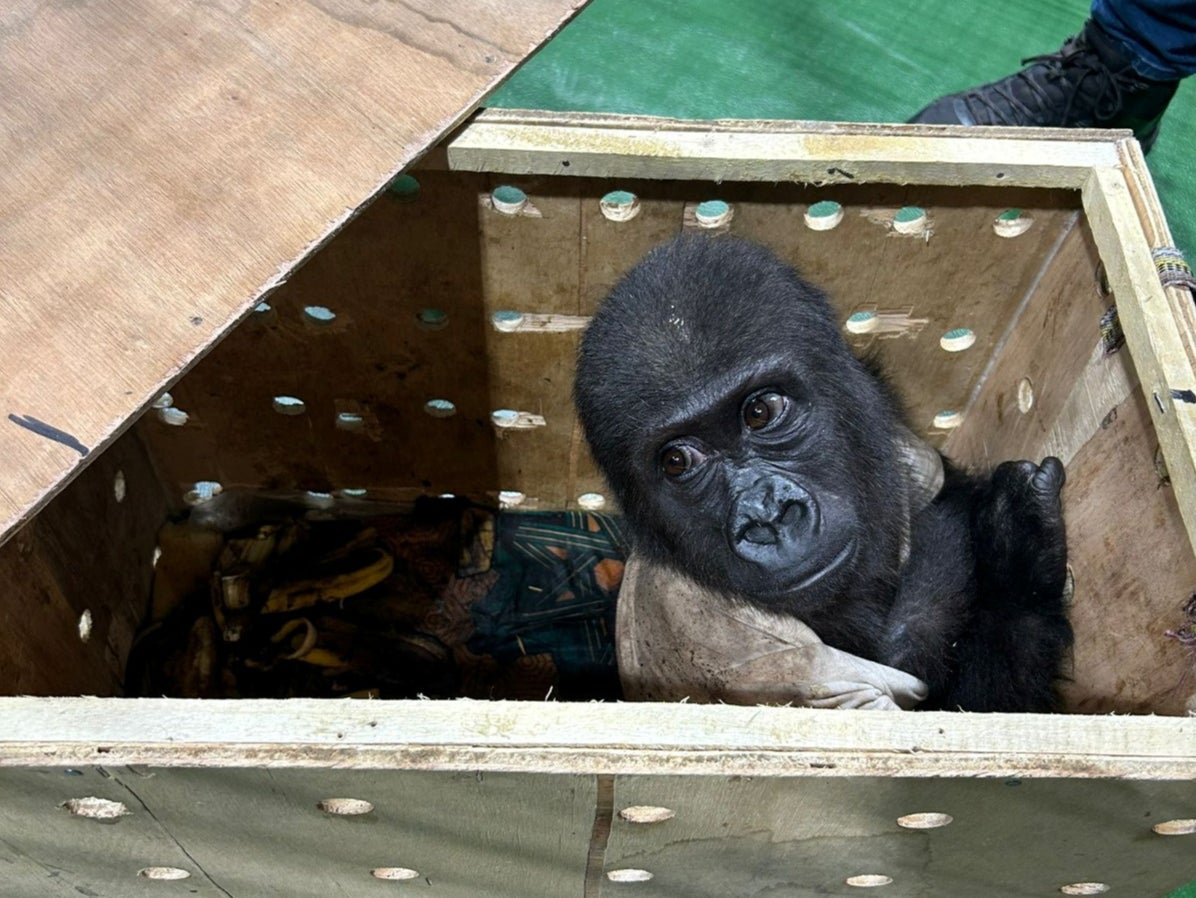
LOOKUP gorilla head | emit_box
[575,236,907,621]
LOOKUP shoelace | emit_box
[964,38,1134,124]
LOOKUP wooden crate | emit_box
[4,112,1196,896]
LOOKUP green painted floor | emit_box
[493,0,1194,254]
[495,4,1196,897]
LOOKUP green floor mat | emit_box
[494,0,1195,253]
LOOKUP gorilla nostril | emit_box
[741,522,778,545]
[779,500,809,527]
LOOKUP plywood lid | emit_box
[0,0,586,546]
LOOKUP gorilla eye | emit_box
[660,443,704,477]
[743,391,789,430]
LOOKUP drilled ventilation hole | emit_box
[138,867,190,881]
[994,208,1034,238]
[804,200,844,231]
[846,874,893,888]
[694,199,732,228]
[318,798,375,816]
[498,490,526,509]
[372,867,420,881]
[438,492,457,499]
[113,470,126,503]
[303,305,336,325]
[577,493,607,511]
[897,812,953,829]
[272,396,306,416]
[891,206,927,234]
[933,410,962,430]
[845,311,879,334]
[152,546,163,568]
[304,491,335,509]
[1060,884,1110,895]
[339,488,368,498]
[78,610,93,644]
[424,399,457,418]
[417,308,449,330]
[158,407,189,426]
[64,797,130,819]
[600,190,641,222]
[388,174,421,200]
[619,805,675,824]
[1153,818,1196,835]
[491,184,528,215]
[940,328,976,352]
[492,310,525,331]
[606,869,653,883]
[1017,377,1035,414]
[184,481,223,507]
[152,392,173,409]
[336,411,365,431]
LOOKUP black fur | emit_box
[575,235,1071,712]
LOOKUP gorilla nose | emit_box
[730,476,817,559]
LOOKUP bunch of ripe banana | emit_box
[140,521,400,697]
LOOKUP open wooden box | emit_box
[4,109,1196,895]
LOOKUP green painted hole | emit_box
[417,308,448,328]
[492,185,526,205]
[602,190,636,206]
[492,310,525,331]
[303,305,336,324]
[943,327,971,340]
[492,409,519,426]
[424,399,457,418]
[186,481,223,505]
[388,174,421,200]
[998,208,1023,221]
[336,411,365,431]
[696,199,729,218]
[272,396,306,415]
[808,200,842,217]
[253,302,272,314]
[894,206,925,223]
[848,311,876,323]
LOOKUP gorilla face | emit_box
[576,236,908,617]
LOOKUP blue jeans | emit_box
[1092,0,1196,79]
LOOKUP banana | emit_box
[261,546,394,614]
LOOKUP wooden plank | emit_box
[478,176,583,508]
[607,775,1196,897]
[448,109,1124,186]
[0,0,588,548]
[0,767,594,897]
[2,698,1195,778]
[1083,167,1196,560]
[137,170,505,504]
[0,429,166,696]
[944,220,1112,467]
[1057,390,1196,715]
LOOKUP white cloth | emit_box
[616,555,928,710]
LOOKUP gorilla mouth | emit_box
[782,537,857,593]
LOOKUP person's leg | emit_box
[908,3,1190,150]
[1092,0,1196,80]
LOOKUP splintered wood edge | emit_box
[1082,164,1196,559]
[0,698,1193,777]
[447,111,1123,186]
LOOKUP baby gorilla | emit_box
[575,235,1071,712]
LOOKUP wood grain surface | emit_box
[0,0,586,547]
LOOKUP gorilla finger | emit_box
[1031,456,1066,496]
